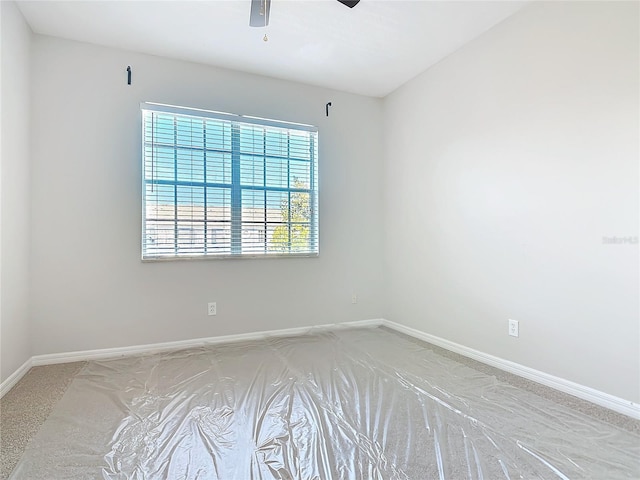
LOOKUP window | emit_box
[141,103,318,259]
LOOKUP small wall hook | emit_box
[126,66,132,85]
[326,102,332,117]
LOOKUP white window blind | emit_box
[141,103,319,259]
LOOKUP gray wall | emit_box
[383,1,639,402]
[29,36,385,356]
[0,1,32,382]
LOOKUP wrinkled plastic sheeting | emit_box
[9,327,640,479]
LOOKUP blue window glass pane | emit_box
[206,188,231,221]
[175,117,204,149]
[207,224,231,254]
[176,186,205,219]
[289,160,310,189]
[239,125,265,154]
[242,222,266,253]
[145,184,175,218]
[290,192,311,222]
[205,120,232,151]
[242,190,266,223]
[267,223,289,253]
[240,154,264,186]
[145,220,175,256]
[265,129,287,157]
[176,148,205,183]
[289,132,311,160]
[150,146,176,181]
[265,158,288,188]
[266,191,288,222]
[153,114,174,145]
[176,221,206,254]
[206,152,232,185]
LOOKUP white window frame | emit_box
[141,103,319,260]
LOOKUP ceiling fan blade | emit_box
[337,0,360,7]
[249,0,271,27]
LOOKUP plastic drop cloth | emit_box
[9,326,640,479]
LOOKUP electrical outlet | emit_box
[508,319,519,337]
[351,293,357,304]
[208,302,217,316]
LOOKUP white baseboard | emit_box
[0,358,32,398]
[2,319,382,398]
[382,319,640,420]
[30,318,385,366]
[5,317,638,420]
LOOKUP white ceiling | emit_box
[17,0,527,98]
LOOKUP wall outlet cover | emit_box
[508,319,519,337]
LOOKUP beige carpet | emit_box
[0,362,85,479]
[384,326,640,435]
[1,328,639,479]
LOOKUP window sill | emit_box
[141,252,320,262]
